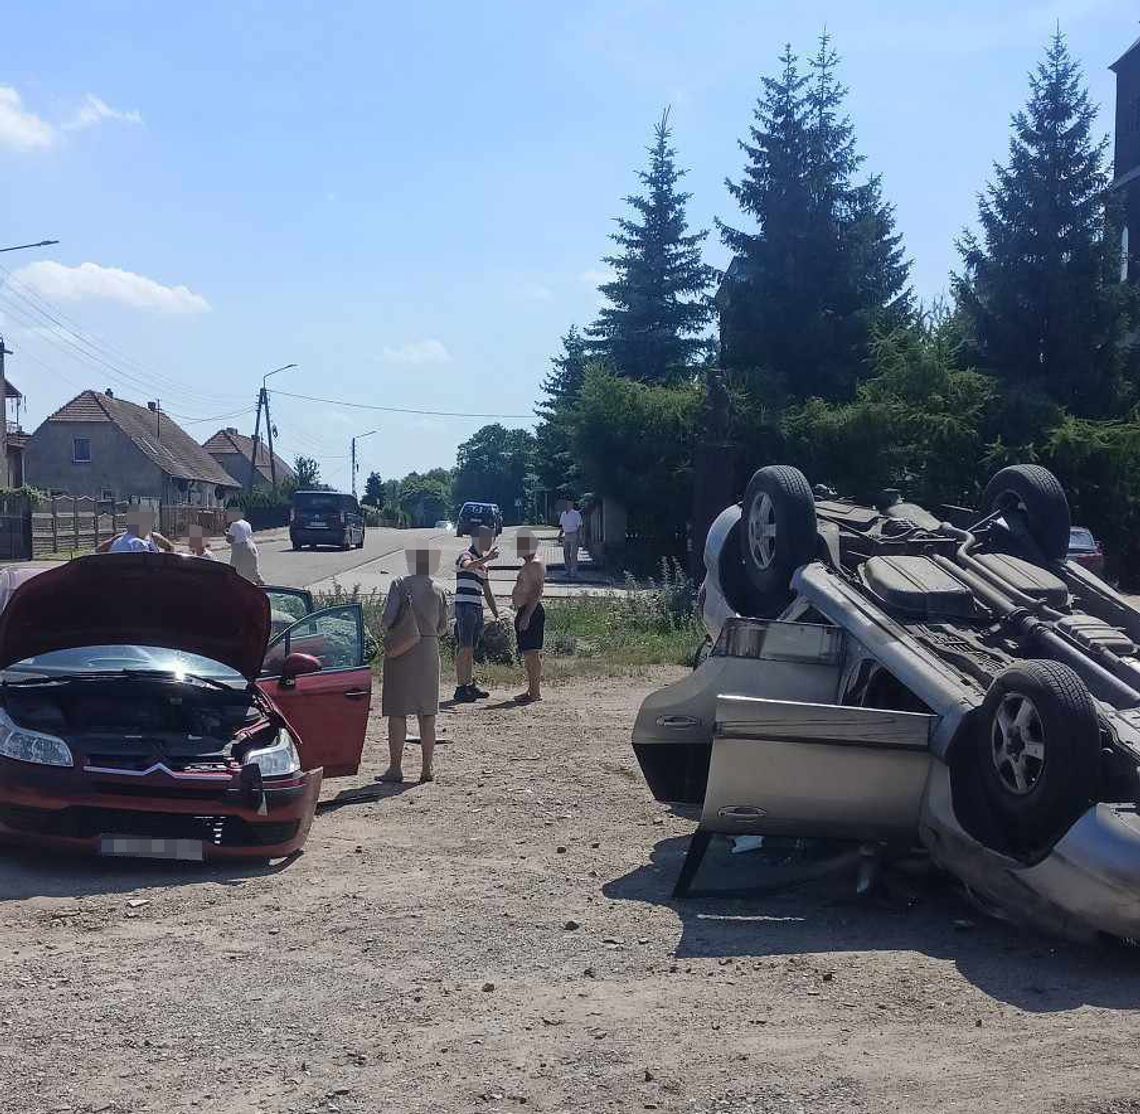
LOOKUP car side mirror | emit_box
[279,652,321,687]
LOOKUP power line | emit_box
[270,388,534,421]
[167,405,256,425]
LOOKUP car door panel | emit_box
[702,695,935,839]
[258,604,372,777]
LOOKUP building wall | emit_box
[1115,51,1140,178]
[209,450,265,489]
[25,421,167,500]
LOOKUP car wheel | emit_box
[975,660,1099,851]
[739,465,818,598]
[982,464,1071,562]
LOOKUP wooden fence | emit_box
[30,498,229,558]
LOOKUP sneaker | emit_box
[469,684,490,699]
[453,685,477,703]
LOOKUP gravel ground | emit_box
[3,669,1140,1113]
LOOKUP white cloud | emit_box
[0,87,55,151]
[381,339,452,365]
[62,94,142,132]
[11,261,210,314]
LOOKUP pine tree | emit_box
[718,34,911,401]
[534,327,588,498]
[587,109,714,382]
[954,30,1136,418]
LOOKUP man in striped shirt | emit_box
[453,525,500,702]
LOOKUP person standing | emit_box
[379,547,450,784]
[558,500,583,580]
[453,525,499,703]
[186,524,216,559]
[511,529,545,704]
[96,508,175,554]
[226,517,264,585]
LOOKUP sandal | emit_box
[378,768,404,784]
[419,771,435,784]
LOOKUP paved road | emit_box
[257,524,613,599]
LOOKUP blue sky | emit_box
[0,0,1136,490]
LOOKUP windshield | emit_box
[1069,527,1096,551]
[2,645,245,684]
[294,493,341,511]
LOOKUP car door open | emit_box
[703,694,935,840]
[258,603,373,777]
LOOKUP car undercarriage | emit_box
[633,463,1140,942]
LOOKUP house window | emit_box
[72,437,91,463]
[100,489,114,501]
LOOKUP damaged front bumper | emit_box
[0,756,323,861]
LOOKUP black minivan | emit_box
[456,502,503,537]
[290,490,366,551]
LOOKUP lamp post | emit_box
[351,429,378,499]
[249,362,297,491]
[0,239,58,488]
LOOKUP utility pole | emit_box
[247,392,263,495]
[0,336,10,489]
[246,363,296,494]
[351,429,378,499]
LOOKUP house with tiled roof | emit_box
[203,426,295,490]
[24,389,239,506]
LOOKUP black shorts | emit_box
[515,603,545,654]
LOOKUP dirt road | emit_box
[3,670,1140,1114]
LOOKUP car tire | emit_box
[982,464,1071,562]
[975,659,1100,851]
[739,465,818,598]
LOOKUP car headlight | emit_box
[0,707,73,767]
[244,731,301,778]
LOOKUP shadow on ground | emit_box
[603,833,1140,1013]
[0,847,295,902]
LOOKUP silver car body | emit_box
[635,508,1140,942]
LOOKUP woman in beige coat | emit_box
[379,548,449,783]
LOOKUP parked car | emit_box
[1068,526,1106,578]
[434,519,455,532]
[290,490,365,551]
[0,553,373,861]
[456,502,503,537]
[634,463,1140,943]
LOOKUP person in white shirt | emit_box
[558,500,583,580]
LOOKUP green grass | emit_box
[314,557,703,683]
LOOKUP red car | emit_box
[0,553,373,861]
[1068,526,1106,579]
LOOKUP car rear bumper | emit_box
[291,528,348,547]
[0,760,323,861]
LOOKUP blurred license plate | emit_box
[308,520,327,527]
[98,836,205,861]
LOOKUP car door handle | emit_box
[344,690,370,700]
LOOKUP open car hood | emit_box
[0,553,271,680]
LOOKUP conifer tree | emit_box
[954,30,1136,417]
[587,110,714,382]
[719,33,910,400]
[534,327,588,496]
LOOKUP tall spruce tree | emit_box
[718,33,910,401]
[587,109,714,382]
[954,30,1136,418]
[534,326,588,497]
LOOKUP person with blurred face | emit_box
[379,547,449,784]
[186,524,215,559]
[558,499,583,580]
[511,529,545,703]
[96,508,174,554]
[225,510,264,585]
[453,524,500,703]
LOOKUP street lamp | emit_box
[252,363,297,491]
[0,239,59,254]
[351,428,379,499]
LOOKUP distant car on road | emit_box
[290,490,365,551]
[1067,526,1105,578]
[456,502,502,537]
[434,519,455,532]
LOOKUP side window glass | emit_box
[264,606,363,674]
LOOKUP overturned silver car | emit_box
[634,463,1140,942]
